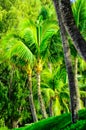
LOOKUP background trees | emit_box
[0,0,86,129]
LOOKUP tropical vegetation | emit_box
[0,0,86,129]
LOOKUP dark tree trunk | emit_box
[84,98,86,107]
[53,0,79,123]
[59,0,86,61]
[9,68,14,99]
[28,72,38,122]
[49,97,54,117]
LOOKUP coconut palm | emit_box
[19,18,57,118]
[53,0,86,61]
[53,0,80,123]
[1,34,38,122]
[70,0,86,109]
[41,64,69,117]
[8,17,58,118]
[69,0,86,109]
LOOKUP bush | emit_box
[64,120,86,130]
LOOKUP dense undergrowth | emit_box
[1,109,86,130]
[13,109,86,130]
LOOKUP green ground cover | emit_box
[12,109,86,130]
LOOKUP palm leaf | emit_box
[40,20,58,55]
[2,35,35,66]
[10,40,35,65]
[17,20,40,56]
[72,0,86,32]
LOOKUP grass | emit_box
[13,109,86,130]
[0,127,8,130]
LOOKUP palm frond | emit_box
[40,21,58,56]
[10,40,35,65]
[17,21,40,55]
[80,91,86,98]
[72,0,86,32]
[60,91,69,99]
[2,35,35,66]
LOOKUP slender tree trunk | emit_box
[53,0,79,123]
[59,0,86,61]
[36,20,47,118]
[48,62,52,73]
[9,67,13,98]
[12,120,18,128]
[28,71,38,122]
[74,57,81,110]
[84,98,86,107]
[37,72,47,118]
[49,97,53,117]
[48,62,53,116]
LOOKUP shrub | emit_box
[64,120,86,130]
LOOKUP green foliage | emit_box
[0,127,8,130]
[14,113,71,130]
[0,118,5,127]
[13,109,86,130]
[64,120,86,130]
[72,0,86,32]
[0,0,86,129]
[0,62,31,128]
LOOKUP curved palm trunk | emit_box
[74,57,81,110]
[58,0,86,61]
[53,0,79,123]
[37,71,47,118]
[28,70,38,122]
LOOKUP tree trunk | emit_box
[9,67,13,99]
[84,98,86,107]
[48,62,52,73]
[12,120,18,128]
[37,72,47,118]
[49,97,53,117]
[48,62,53,116]
[59,0,86,61]
[74,57,81,110]
[28,72,38,122]
[53,0,79,123]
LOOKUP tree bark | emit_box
[74,57,81,110]
[28,72,38,122]
[49,97,54,116]
[37,72,47,118]
[59,0,86,61]
[53,0,79,123]
[9,67,14,99]
[48,62,53,116]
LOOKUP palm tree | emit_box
[26,64,38,122]
[12,18,58,118]
[1,35,38,122]
[71,0,86,109]
[53,0,80,123]
[53,0,86,61]
[41,64,69,117]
